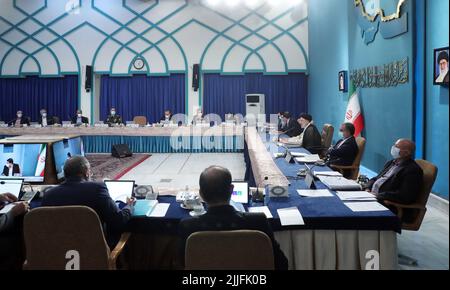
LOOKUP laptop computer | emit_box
[231,182,249,204]
[0,178,37,202]
[104,180,135,203]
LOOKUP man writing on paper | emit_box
[365,139,423,222]
[178,166,288,270]
[42,156,135,247]
[280,114,322,154]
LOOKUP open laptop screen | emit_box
[231,182,249,204]
[104,180,135,203]
[0,178,24,199]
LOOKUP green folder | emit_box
[133,200,158,217]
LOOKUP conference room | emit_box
[0,0,448,275]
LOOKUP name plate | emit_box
[126,124,140,128]
[94,124,109,128]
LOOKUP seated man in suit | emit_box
[160,110,173,124]
[277,112,286,131]
[279,112,302,137]
[365,139,423,222]
[104,108,123,126]
[71,109,89,126]
[38,109,54,127]
[327,123,359,166]
[178,166,288,270]
[0,192,29,270]
[8,111,30,127]
[2,159,21,177]
[280,114,322,154]
[41,156,135,247]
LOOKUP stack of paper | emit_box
[290,152,308,157]
[336,191,377,201]
[344,202,389,212]
[249,206,273,219]
[318,176,362,191]
[314,171,343,177]
[277,207,305,226]
[295,154,322,163]
[297,189,334,197]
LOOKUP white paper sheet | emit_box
[344,202,389,212]
[336,191,377,201]
[277,207,305,226]
[0,203,15,214]
[148,203,170,217]
[249,206,273,218]
[314,171,343,177]
[297,189,334,197]
[290,152,308,157]
[295,154,322,163]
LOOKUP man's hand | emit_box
[279,138,288,144]
[126,197,136,207]
[10,202,30,217]
[0,193,18,203]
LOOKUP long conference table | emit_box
[1,125,400,270]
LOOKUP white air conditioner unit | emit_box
[245,94,265,126]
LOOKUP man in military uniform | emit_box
[104,107,123,126]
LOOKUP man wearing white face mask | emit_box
[326,123,359,167]
[71,109,89,125]
[8,111,30,127]
[365,139,423,221]
[104,107,122,126]
[38,109,54,127]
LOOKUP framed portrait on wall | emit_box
[434,47,449,86]
[339,71,348,92]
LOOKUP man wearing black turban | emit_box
[436,50,449,84]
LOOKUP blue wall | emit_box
[425,0,449,198]
[309,0,449,199]
[308,0,351,138]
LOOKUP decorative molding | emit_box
[354,0,406,22]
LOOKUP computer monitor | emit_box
[0,143,48,182]
[0,178,23,199]
[231,182,249,204]
[53,137,85,180]
[104,180,135,203]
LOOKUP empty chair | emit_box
[320,124,334,158]
[133,116,147,126]
[330,137,366,180]
[185,230,275,270]
[23,206,130,270]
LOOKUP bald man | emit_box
[365,139,423,220]
[178,166,288,270]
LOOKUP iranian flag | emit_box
[34,144,47,177]
[345,82,365,137]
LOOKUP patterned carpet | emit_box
[86,154,151,181]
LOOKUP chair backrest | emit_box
[415,160,438,206]
[185,230,275,270]
[348,137,366,180]
[23,206,111,270]
[321,124,334,149]
[133,116,147,126]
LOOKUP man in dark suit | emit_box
[38,109,54,127]
[2,159,21,177]
[8,111,30,127]
[71,109,89,125]
[0,192,29,270]
[327,123,359,166]
[41,156,135,247]
[104,108,123,126]
[160,110,173,124]
[279,112,302,137]
[178,166,288,270]
[365,139,423,222]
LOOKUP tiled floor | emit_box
[121,153,449,270]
